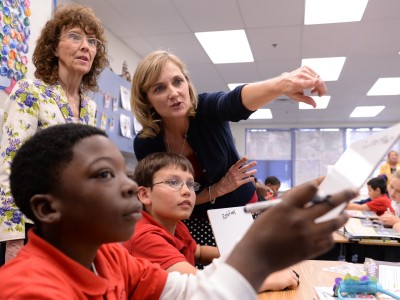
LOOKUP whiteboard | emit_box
[207,206,254,256]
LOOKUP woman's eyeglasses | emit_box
[151,179,200,192]
[60,32,103,50]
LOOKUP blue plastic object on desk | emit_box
[334,274,400,299]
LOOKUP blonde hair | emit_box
[131,50,197,138]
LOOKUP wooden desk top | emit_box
[258,260,342,300]
[333,231,400,246]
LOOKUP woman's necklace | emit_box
[165,124,189,156]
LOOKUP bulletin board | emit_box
[0,0,31,94]
[89,68,138,154]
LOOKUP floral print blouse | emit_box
[0,79,97,242]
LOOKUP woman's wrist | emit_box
[213,181,225,199]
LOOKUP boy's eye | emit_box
[97,170,114,179]
[165,179,179,187]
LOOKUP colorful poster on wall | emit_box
[0,0,31,94]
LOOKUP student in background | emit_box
[346,176,393,216]
[131,50,327,248]
[0,123,355,299]
[122,152,299,292]
[264,176,281,200]
[0,4,108,263]
[254,180,269,202]
[380,150,400,188]
[380,170,400,231]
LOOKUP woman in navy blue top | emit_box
[131,50,327,248]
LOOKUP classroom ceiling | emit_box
[61,0,400,127]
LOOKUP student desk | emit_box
[258,260,342,299]
[258,260,386,300]
[316,231,400,263]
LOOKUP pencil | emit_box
[243,199,282,213]
[244,195,327,214]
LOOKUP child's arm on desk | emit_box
[259,269,299,292]
[393,222,400,232]
[379,211,400,226]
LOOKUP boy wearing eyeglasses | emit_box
[122,152,300,292]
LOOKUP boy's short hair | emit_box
[10,124,107,223]
[367,176,387,194]
[264,176,281,186]
[134,152,194,188]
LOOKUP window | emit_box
[244,127,393,189]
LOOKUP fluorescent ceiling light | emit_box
[305,0,369,25]
[249,109,272,120]
[195,30,254,64]
[367,78,400,96]
[299,96,331,109]
[228,83,246,91]
[349,106,385,118]
[301,57,346,81]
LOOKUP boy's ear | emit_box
[137,186,151,205]
[30,194,62,224]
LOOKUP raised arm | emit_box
[241,66,327,111]
[225,182,356,291]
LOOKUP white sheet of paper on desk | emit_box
[378,265,400,298]
[316,122,400,223]
[314,287,337,299]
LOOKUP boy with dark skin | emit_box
[0,123,355,299]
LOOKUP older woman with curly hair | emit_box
[0,4,108,264]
